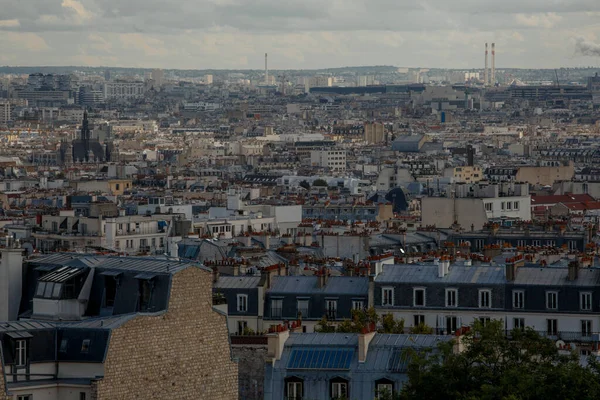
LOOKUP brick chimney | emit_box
[318,267,329,288]
[568,260,579,281]
[212,267,220,284]
[358,331,376,363]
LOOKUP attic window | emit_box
[81,339,91,354]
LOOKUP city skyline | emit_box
[1,0,600,70]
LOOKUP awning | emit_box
[6,331,33,339]
[157,220,167,229]
[134,272,157,280]
[100,270,123,277]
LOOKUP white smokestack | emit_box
[265,53,268,85]
[491,43,496,86]
[484,43,489,86]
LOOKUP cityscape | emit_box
[3,1,600,400]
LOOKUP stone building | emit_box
[0,253,238,400]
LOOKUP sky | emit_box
[1,0,600,70]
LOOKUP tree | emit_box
[409,323,433,335]
[315,316,336,333]
[299,180,311,190]
[312,178,328,187]
[399,320,600,400]
[380,313,405,334]
[320,308,379,333]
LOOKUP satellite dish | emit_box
[555,340,565,349]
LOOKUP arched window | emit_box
[284,376,303,400]
[375,378,395,399]
[330,377,349,399]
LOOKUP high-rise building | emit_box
[205,74,214,85]
[151,69,165,88]
[0,100,11,124]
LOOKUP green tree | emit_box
[312,178,328,187]
[315,316,336,333]
[399,319,600,400]
[299,180,311,190]
[380,313,405,334]
[409,323,434,335]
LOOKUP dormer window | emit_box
[35,267,87,300]
[135,273,156,312]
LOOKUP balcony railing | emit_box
[270,307,282,319]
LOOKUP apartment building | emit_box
[310,150,347,172]
[0,252,238,399]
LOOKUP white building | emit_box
[103,81,145,101]
[310,150,347,172]
[0,100,12,124]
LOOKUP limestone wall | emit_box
[93,266,238,400]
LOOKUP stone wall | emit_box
[93,266,238,400]
[0,367,6,400]
[232,345,268,400]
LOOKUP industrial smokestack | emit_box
[491,43,496,86]
[265,53,268,85]
[484,43,489,86]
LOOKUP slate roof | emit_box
[376,264,506,285]
[269,276,368,295]
[215,276,262,289]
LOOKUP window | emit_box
[81,339,91,354]
[237,294,248,312]
[546,240,555,247]
[479,290,492,308]
[514,201,520,210]
[484,203,493,211]
[17,396,32,400]
[479,317,491,326]
[547,319,558,336]
[375,379,394,399]
[514,318,525,330]
[271,299,283,318]
[513,290,524,309]
[80,393,87,400]
[104,276,117,308]
[506,202,512,210]
[475,239,485,250]
[138,279,153,312]
[352,300,364,311]
[501,202,505,210]
[297,299,309,318]
[237,321,247,335]
[326,300,337,320]
[569,241,578,250]
[285,377,303,400]
[331,378,348,399]
[446,289,457,307]
[546,291,558,310]
[382,287,394,306]
[59,339,68,353]
[517,240,526,248]
[582,320,592,337]
[446,316,458,334]
[581,292,592,311]
[413,288,426,307]
[15,339,27,367]
[532,240,541,247]
[414,315,425,327]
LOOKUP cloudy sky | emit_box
[1,0,600,69]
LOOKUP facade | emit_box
[264,331,452,400]
[103,81,145,101]
[264,275,369,333]
[310,150,347,172]
[0,253,238,400]
[0,101,11,124]
[444,165,484,183]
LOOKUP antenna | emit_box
[265,53,268,85]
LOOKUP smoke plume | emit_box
[575,37,600,57]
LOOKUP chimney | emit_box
[358,331,376,363]
[491,43,496,86]
[318,267,329,288]
[0,244,24,321]
[568,261,579,281]
[444,259,450,276]
[267,329,289,362]
[436,258,445,278]
[261,268,272,289]
[484,43,489,86]
[265,234,271,249]
[505,262,517,282]
[265,53,269,85]
[212,267,220,284]
[233,264,240,276]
